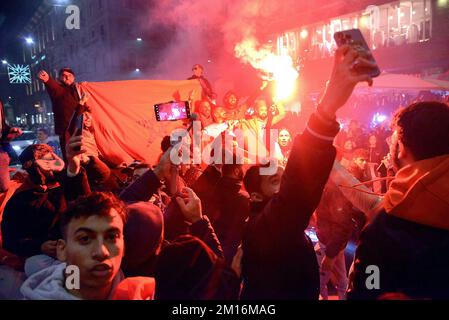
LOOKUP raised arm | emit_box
[119,148,173,203]
[39,70,64,100]
[256,44,376,235]
[271,101,286,126]
[329,160,383,220]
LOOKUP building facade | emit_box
[267,0,449,92]
[19,0,156,131]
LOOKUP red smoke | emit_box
[141,0,344,100]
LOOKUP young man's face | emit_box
[255,100,268,120]
[37,130,48,142]
[60,71,75,86]
[226,94,238,106]
[57,210,125,297]
[192,66,203,78]
[199,101,211,118]
[259,166,284,200]
[344,140,353,151]
[213,107,227,123]
[278,130,291,147]
[353,156,367,171]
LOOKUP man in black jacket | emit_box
[1,99,23,169]
[348,101,449,300]
[210,163,250,264]
[1,133,91,258]
[188,64,216,102]
[38,68,81,157]
[240,44,376,300]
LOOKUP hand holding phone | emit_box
[334,29,380,78]
[73,114,84,152]
[318,41,376,116]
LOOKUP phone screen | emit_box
[154,101,190,121]
[334,29,380,78]
[74,114,84,136]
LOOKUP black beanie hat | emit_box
[123,202,164,267]
[59,67,75,77]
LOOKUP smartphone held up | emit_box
[154,101,191,122]
[334,29,381,78]
[73,114,84,152]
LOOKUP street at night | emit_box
[0,0,449,314]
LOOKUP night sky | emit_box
[0,0,43,102]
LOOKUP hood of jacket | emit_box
[20,262,129,300]
[20,262,80,300]
[384,154,449,230]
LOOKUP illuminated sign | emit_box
[7,64,32,84]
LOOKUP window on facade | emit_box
[100,25,105,40]
[277,0,433,61]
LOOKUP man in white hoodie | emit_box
[20,192,155,300]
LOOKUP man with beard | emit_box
[241,99,285,139]
[222,81,269,120]
[348,101,449,300]
[1,134,91,258]
[240,99,285,159]
[195,99,214,129]
[277,128,292,166]
[38,68,82,158]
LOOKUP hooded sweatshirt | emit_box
[348,154,449,300]
[21,262,155,300]
[384,154,449,231]
[21,263,81,300]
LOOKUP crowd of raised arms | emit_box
[1,45,448,300]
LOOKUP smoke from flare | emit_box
[235,37,299,101]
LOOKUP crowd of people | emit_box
[0,44,448,300]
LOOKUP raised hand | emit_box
[175,187,203,223]
[65,132,87,175]
[319,45,377,117]
[38,70,50,83]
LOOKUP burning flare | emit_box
[235,37,298,101]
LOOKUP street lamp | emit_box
[25,37,34,44]
[136,38,142,42]
[1,60,7,65]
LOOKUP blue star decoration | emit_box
[7,64,32,84]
